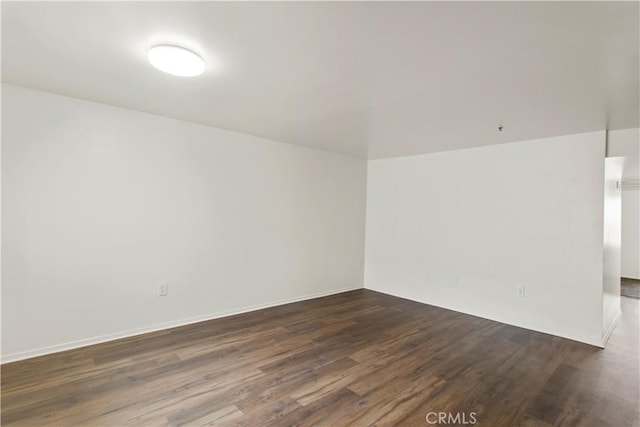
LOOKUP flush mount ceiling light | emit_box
[147,45,205,77]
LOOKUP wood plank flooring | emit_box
[2,290,639,426]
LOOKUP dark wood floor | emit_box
[622,277,640,299]
[2,290,639,426]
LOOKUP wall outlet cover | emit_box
[158,283,169,297]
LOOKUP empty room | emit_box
[1,1,639,426]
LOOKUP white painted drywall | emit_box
[365,131,606,346]
[622,189,640,279]
[1,84,367,362]
[607,128,639,158]
[602,157,622,342]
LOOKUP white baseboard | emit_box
[601,308,622,347]
[1,285,362,364]
[365,286,604,348]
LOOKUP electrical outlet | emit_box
[158,283,168,297]
[517,286,526,297]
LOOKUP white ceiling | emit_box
[2,1,638,159]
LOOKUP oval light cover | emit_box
[148,45,205,77]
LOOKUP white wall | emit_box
[1,84,367,362]
[607,128,639,158]
[622,189,640,279]
[602,158,622,342]
[365,131,606,346]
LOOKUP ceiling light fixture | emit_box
[147,45,205,77]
